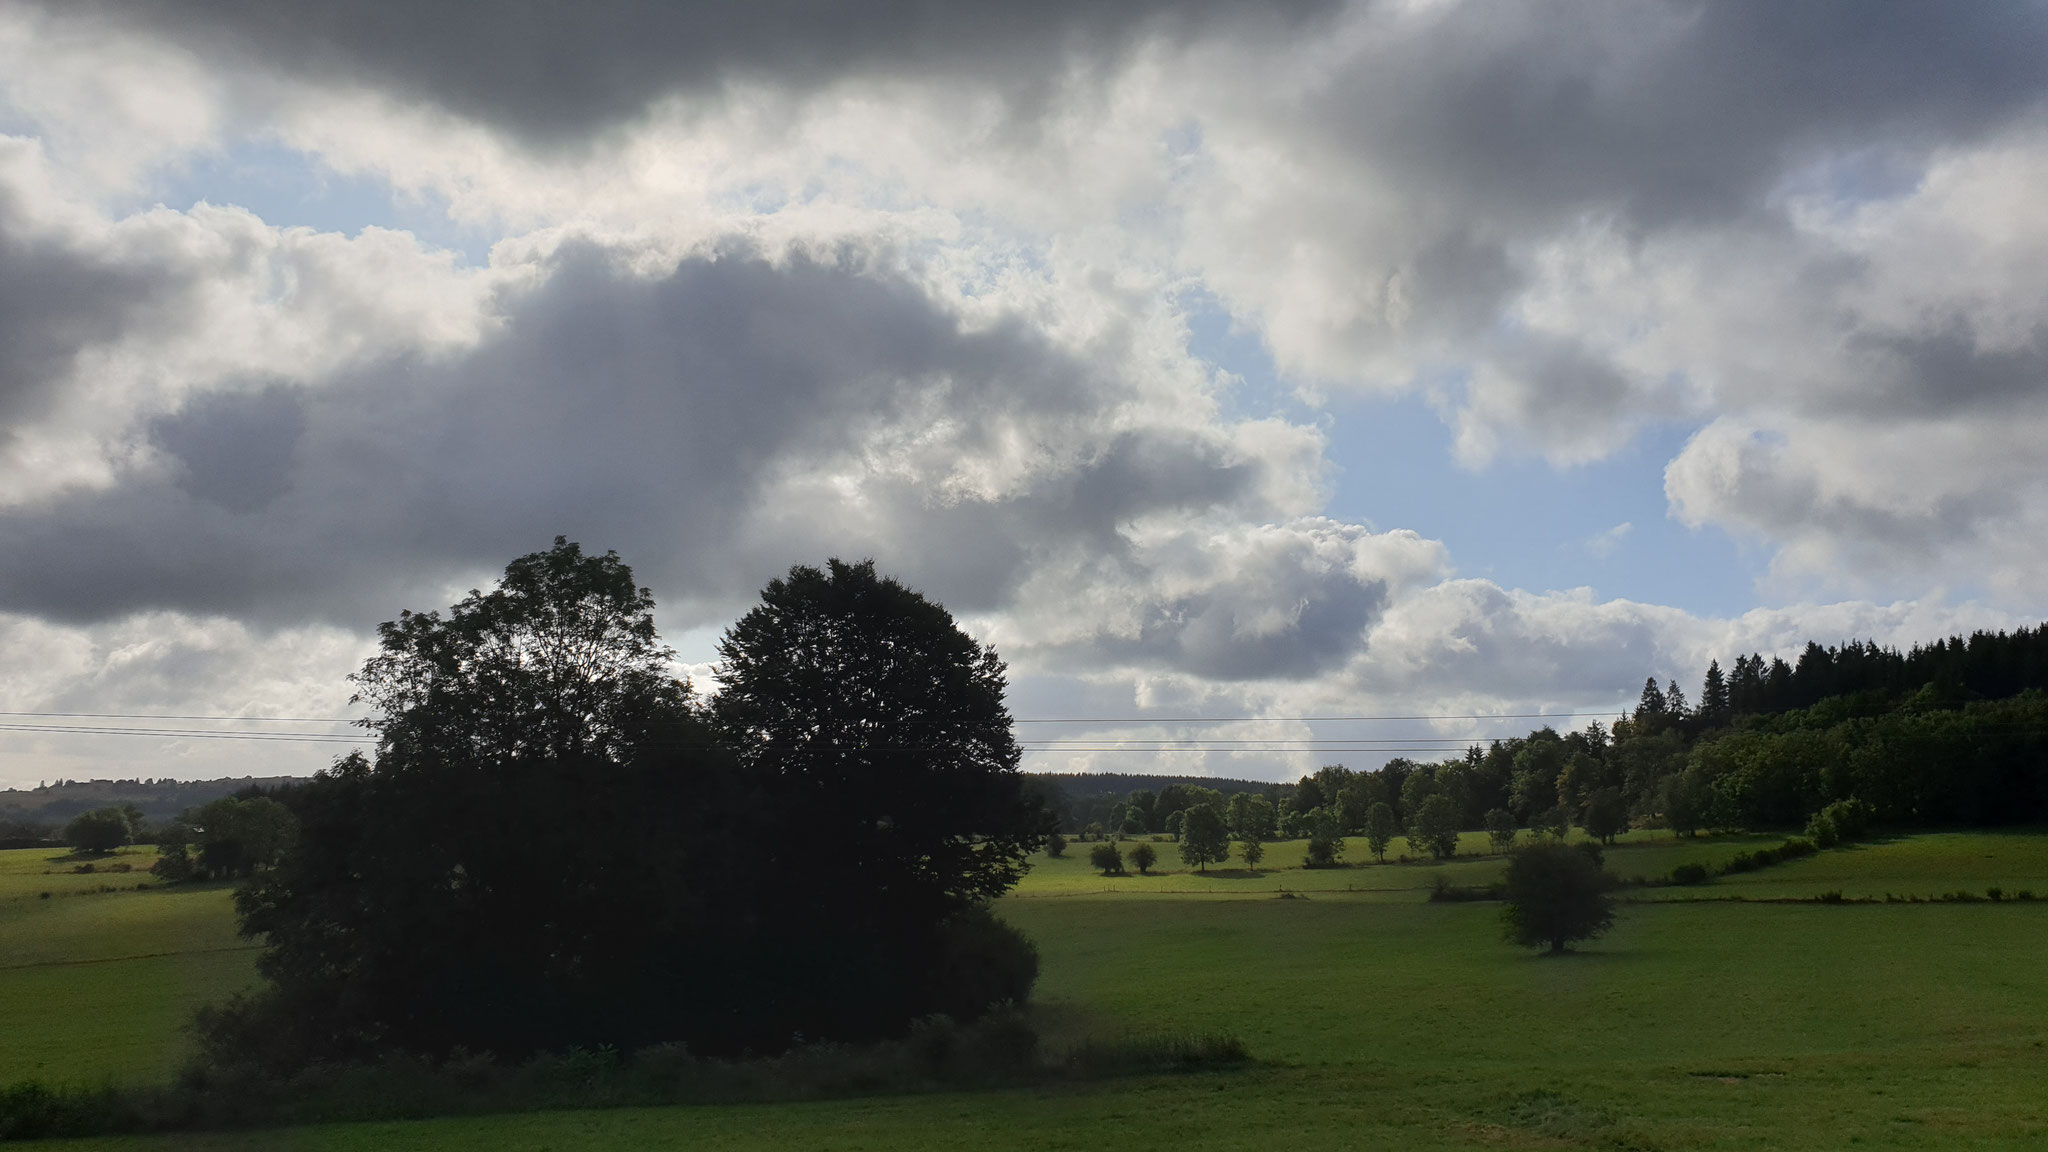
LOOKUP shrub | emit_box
[1807,798,1874,847]
[1670,862,1709,886]
[1128,843,1157,875]
[1805,810,1839,848]
[1239,838,1264,870]
[1043,832,1066,858]
[62,808,133,855]
[1088,843,1124,875]
[928,908,1039,1022]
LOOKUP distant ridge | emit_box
[0,776,307,828]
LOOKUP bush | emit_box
[62,808,133,855]
[1805,810,1840,848]
[1670,862,1709,886]
[1089,843,1124,875]
[928,908,1039,1022]
[1806,798,1874,848]
[1128,843,1157,875]
[1043,832,1066,858]
[149,843,197,883]
[1303,813,1346,868]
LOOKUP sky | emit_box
[0,0,2045,787]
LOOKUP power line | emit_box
[0,711,359,724]
[0,708,1623,725]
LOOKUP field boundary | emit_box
[0,944,260,973]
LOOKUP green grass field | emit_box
[11,832,2048,1150]
[0,849,256,1086]
[0,846,164,903]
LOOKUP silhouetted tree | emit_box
[64,807,132,855]
[1502,841,1615,955]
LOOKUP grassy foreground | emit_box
[8,833,2048,1149]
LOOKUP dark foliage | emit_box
[1501,841,1614,954]
[62,807,134,854]
[224,543,1044,1070]
[0,1013,1249,1141]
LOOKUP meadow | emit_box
[7,831,2048,1149]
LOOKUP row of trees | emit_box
[1276,624,2048,848]
[208,543,1049,1070]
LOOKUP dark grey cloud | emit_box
[1326,0,2048,232]
[0,242,1291,643]
[0,190,191,426]
[44,0,1337,144]
[1848,324,2048,419]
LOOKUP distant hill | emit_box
[0,776,307,835]
[1025,771,1283,833]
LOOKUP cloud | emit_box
[32,0,1339,146]
[0,0,2044,785]
[1585,521,1631,559]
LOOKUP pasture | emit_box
[9,832,2048,1149]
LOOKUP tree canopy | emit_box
[223,544,1040,1068]
[1501,841,1615,954]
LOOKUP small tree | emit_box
[1044,832,1067,858]
[1082,821,1105,843]
[1303,813,1346,868]
[1164,810,1185,842]
[64,807,132,855]
[1582,787,1627,845]
[1089,842,1125,876]
[1239,838,1265,871]
[1179,805,1230,872]
[1501,841,1615,955]
[1129,842,1158,875]
[1408,794,1460,859]
[1484,808,1517,854]
[1363,802,1399,863]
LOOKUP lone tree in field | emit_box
[1239,837,1265,871]
[1501,841,1615,955]
[1363,802,1399,863]
[1179,805,1230,872]
[1090,842,1125,875]
[1304,811,1346,867]
[1129,842,1158,875]
[64,807,134,854]
[1408,794,1460,859]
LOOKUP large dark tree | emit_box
[1501,841,1615,955]
[227,540,748,1063]
[711,558,1043,1037]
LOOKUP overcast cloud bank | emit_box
[0,0,2041,785]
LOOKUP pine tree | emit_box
[1699,659,1731,724]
